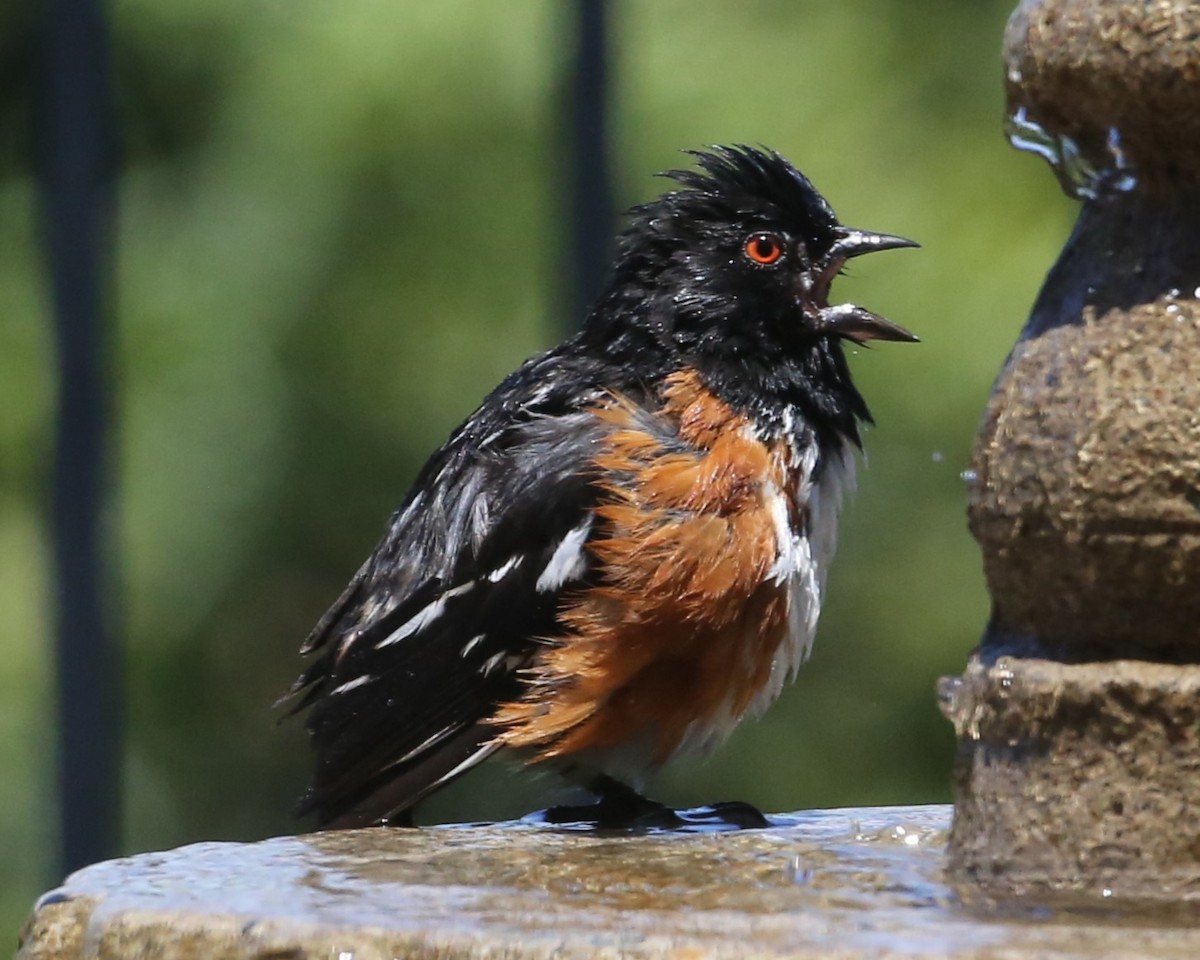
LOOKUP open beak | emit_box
[826,227,919,262]
[815,226,919,344]
[817,303,919,344]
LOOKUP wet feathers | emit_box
[281,146,915,827]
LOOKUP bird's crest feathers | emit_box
[647,145,838,240]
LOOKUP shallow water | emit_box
[35,805,1200,959]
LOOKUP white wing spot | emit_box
[395,725,458,765]
[536,518,593,592]
[329,674,374,696]
[480,652,506,676]
[376,581,475,649]
[479,652,525,677]
[461,633,487,657]
[486,555,523,583]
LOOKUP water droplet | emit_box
[1101,888,1114,899]
[931,451,944,463]
[882,824,926,848]
[787,855,813,885]
[936,675,962,710]
[960,469,978,484]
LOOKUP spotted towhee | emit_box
[282,145,916,830]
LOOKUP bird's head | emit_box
[588,145,917,368]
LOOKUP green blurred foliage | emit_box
[0,0,1076,937]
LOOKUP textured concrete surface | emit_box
[943,657,1200,902]
[968,0,1200,658]
[18,808,1200,960]
[951,0,1200,903]
[1006,0,1200,192]
[967,245,1200,658]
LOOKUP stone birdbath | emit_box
[19,1,1200,957]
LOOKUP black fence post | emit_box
[34,0,121,875]
[566,0,614,329]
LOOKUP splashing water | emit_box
[1005,106,1137,200]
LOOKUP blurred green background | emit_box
[1,0,1074,936]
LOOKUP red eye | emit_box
[744,232,784,265]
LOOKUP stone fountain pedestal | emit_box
[942,0,1200,903]
[18,808,1200,960]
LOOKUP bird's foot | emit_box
[672,800,769,830]
[537,778,769,831]
[540,794,682,830]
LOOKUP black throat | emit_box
[578,297,871,455]
[691,337,871,452]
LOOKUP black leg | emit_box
[539,774,769,830]
[541,774,680,828]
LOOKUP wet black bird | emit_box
[281,145,916,829]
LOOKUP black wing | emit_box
[283,350,617,827]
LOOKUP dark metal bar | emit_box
[34,0,121,874]
[566,0,614,328]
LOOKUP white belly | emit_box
[753,441,857,720]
